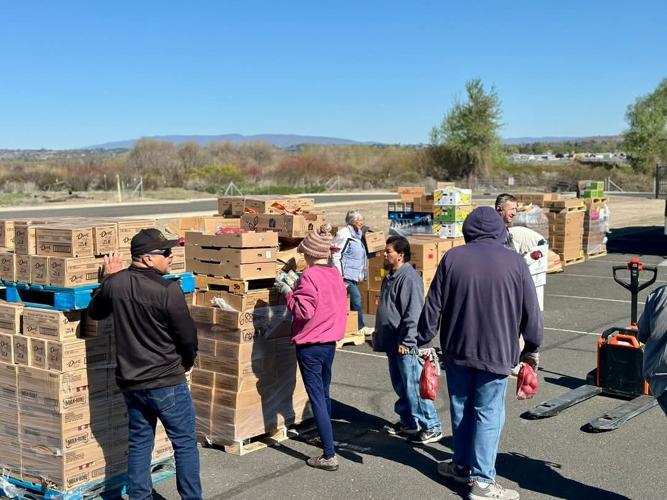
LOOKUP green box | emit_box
[434,205,472,223]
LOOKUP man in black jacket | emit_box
[418,207,542,500]
[88,228,201,500]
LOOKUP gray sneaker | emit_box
[437,460,469,483]
[385,422,419,436]
[306,455,339,471]
[469,481,519,500]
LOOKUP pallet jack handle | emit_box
[612,257,658,326]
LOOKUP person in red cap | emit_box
[88,228,201,500]
[274,224,348,471]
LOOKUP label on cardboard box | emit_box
[0,333,14,363]
[364,231,386,253]
[15,254,31,282]
[30,338,47,369]
[13,336,29,365]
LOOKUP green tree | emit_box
[429,78,503,186]
[623,78,667,173]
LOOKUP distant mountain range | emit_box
[87,133,366,149]
[81,133,622,150]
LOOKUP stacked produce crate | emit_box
[579,180,605,199]
[433,186,473,238]
[544,199,586,266]
[0,216,179,494]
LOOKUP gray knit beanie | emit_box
[298,224,333,259]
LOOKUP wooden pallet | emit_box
[545,199,586,211]
[0,458,174,499]
[585,250,608,260]
[336,332,366,348]
[200,426,289,456]
[194,273,275,294]
[562,254,585,266]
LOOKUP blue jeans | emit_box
[123,383,202,500]
[658,391,667,415]
[445,364,508,484]
[345,280,365,329]
[387,348,441,431]
[296,342,336,458]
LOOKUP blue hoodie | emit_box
[418,206,543,375]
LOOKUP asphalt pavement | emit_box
[0,193,398,219]
[153,251,667,500]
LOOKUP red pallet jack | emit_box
[524,256,659,431]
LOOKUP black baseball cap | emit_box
[130,228,179,257]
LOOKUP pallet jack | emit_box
[523,256,659,431]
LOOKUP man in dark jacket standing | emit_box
[88,228,202,500]
[638,284,667,415]
[374,236,442,444]
[418,207,542,500]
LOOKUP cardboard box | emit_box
[186,246,276,265]
[0,220,15,250]
[367,290,380,315]
[397,186,425,202]
[14,223,38,255]
[169,246,186,274]
[116,219,156,248]
[364,231,386,253]
[195,289,272,312]
[15,254,31,282]
[433,205,473,223]
[91,223,118,255]
[438,222,464,239]
[48,257,103,287]
[29,337,47,369]
[217,196,246,217]
[35,226,95,258]
[0,301,23,334]
[17,366,106,411]
[240,213,326,239]
[45,337,111,372]
[0,252,16,281]
[408,239,438,270]
[433,187,472,206]
[30,255,50,284]
[243,196,315,215]
[201,216,241,233]
[0,333,14,363]
[23,309,82,341]
[345,311,358,333]
[13,335,29,365]
[186,230,278,249]
[186,258,277,280]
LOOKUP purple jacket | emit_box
[418,206,543,376]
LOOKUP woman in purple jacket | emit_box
[274,225,348,471]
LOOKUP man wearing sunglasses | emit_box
[88,228,201,500]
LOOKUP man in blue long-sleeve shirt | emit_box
[373,236,442,444]
[418,207,543,500]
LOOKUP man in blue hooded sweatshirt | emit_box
[418,206,543,500]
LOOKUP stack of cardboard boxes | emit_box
[185,228,312,450]
[0,301,174,491]
[0,217,188,286]
[544,199,586,265]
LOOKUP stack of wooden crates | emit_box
[544,199,586,266]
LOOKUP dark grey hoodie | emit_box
[418,206,543,376]
[638,285,667,399]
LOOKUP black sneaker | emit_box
[437,460,470,483]
[409,428,443,444]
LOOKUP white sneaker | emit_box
[468,481,519,500]
[359,326,374,336]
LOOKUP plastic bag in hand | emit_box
[516,363,539,400]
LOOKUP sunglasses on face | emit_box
[146,248,172,258]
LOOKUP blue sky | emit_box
[1,1,666,149]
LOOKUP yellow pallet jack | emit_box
[524,257,659,431]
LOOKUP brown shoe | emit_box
[306,455,339,471]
